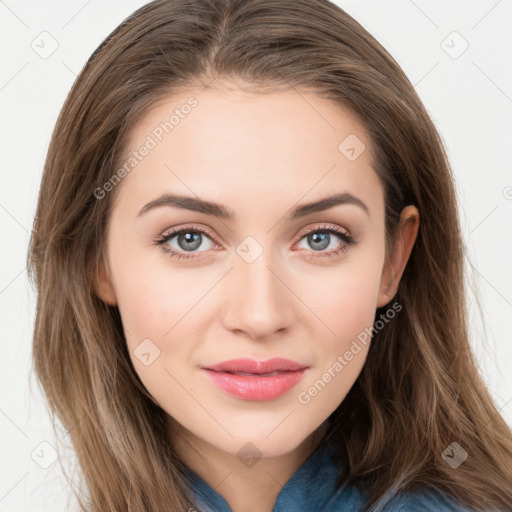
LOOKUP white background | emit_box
[1,1,511,510]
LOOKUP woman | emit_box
[27,0,512,510]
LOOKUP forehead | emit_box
[128,85,370,158]
[111,85,384,222]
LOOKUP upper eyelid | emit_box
[159,224,217,243]
[296,223,351,239]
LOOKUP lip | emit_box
[201,358,308,401]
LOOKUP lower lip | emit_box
[202,368,307,401]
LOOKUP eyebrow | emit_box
[136,192,369,220]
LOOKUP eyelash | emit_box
[152,223,356,261]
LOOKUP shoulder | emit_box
[379,487,478,511]
[325,484,478,512]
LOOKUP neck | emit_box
[169,420,329,512]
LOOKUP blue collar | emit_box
[181,437,473,511]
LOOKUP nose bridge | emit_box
[222,240,293,338]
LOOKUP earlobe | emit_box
[377,205,419,308]
[95,257,118,306]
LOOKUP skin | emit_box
[96,82,419,512]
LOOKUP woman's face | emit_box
[97,84,401,458]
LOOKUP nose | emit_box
[221,251,295,341]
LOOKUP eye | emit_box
[153,223,356,261]
[294,224,356,258]
[153,225,217,260]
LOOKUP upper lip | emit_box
[202,358,308,374]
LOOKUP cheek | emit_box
[114,270,171,344]
[293,257,383,409]
[296,258,383,342]
[111,259,203,408]
[110,238,196,336]
[111,249,219,376]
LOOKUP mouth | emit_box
[201,358,309,401]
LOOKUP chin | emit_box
[214,427,314,461]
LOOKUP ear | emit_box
[95,255,118,306]
[377,205,419,308]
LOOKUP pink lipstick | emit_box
[201,358,308,401]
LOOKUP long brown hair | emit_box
[27,0,512,510]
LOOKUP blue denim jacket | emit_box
[182,437,477,511]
